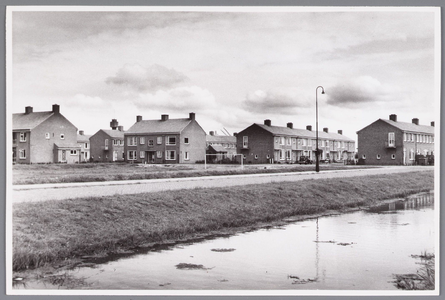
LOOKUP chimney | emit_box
[110,119,119,130]
[79,130,84,135]
[323,127,329,133]
[209,131,215,136]
[161,114,169,121]
[52,104,60,114]
[233,132,238,137]
[412,118,419,125]
[189,112,195,120]
[136,115,142,122]
[287,122,293,129]
[118,125,124,131]
[306,125,312,131]
[264,119,271,126]
[338,130,343,135]
[431,121,435,127]
[25,106,33,114]
[389,114,397,122]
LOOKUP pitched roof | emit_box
[206,135,236,143]
[77,134,92,142]
[101,129,125,139]
[379,119,435,134]
[12,112,54,130]
[209,145,229,153]
[126,118,192,134]
[254,123,354,141]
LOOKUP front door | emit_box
[61,150,66,162]
[113,151,118,162]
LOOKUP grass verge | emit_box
[13,171,433,272]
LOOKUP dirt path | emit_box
[11,166,433,203]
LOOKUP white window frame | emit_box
[166,150,176,160]
[286,137,291,146]
[243,136,248,148]
[388,132,395,147]
[391,154,396,160]
[286,149,291,160]
[166,136,176,145]
[140,151,145,158]
[280,149,285,160]
[184,151,189,160]
[157,136,162,145]
[45,132,50,140]
[148,139,154,146]
[105,139,109,147]
[157,150,162,158]
[84,142,89,149]
[113,139,119,146]
[140,137,145,145]
[127,150,137,160]
[70,150,78,155]
[410,149,414,160]
[376,154,381,160]
[19,149,26,159]
[302,139,307,146]
[19,132,27,142]
[280,137,285,145]
[128,137,137,146]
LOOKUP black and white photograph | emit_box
[6,5,440,296]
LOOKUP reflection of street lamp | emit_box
[315,86,325,173]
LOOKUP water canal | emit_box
[16,192,435,291]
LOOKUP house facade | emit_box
[90,119,125,162]
[124,113,206,164]
[206,131,237,162]
[236,120,355,164]
[357,114,435,165]
[12,104,80,164]
[77,130,91,162]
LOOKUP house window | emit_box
[140,137,145,145]
[70,150,77,155]
[140,151,145,158]
[376,154,381,160]
[19,149,26,159]
[157,150,162,158]
[308,139,312,147]
[166,150,176,160]
[286,138,291,146]
[362,154,366,159]
[254,154,258,159]
[45,133,50,139]
[243,136,248,148]
[128,137,137,146]
[105,139,109,147]
[148,139,154,146]
[19,132,27,142]
[127,150,137,160]
[292,138,296,144]
[280,149,285,160]
[113,139,119,146]
[166,136,176,145]
[184,137,189,144]
[266,154,270,159]
[184,151,189,160]
[391,154,396,160]
[120,140,124,146]
[84,143,89,149]
[403,133,406,141]
[410,149,414,160]
[275,137,279,144]
[280,137,285,145]
[157,137,162,145]
[60,134,65,140]
[302,139,307,146]
[286,150,291,160]
[388,132,395,147]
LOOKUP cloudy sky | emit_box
[9,7,440,142]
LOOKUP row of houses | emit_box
[12,104,435,165]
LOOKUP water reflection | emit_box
[367,193,433,213]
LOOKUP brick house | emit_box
[124,113,206,164]
[236,119,355,164]
[90,119,125,162]
[357,114,435,165]
[206,131,237,162]
[12,104,80,164]
[77,130,91,162]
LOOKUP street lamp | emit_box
[315,86,325,173]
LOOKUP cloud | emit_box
[65,94,105,108]
[105,64,189,93]
[326,76,393,106]
[242,88,311,115]
[134,86,217,112]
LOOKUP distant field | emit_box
[12,162,375,185]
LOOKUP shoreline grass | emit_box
[12,162,377,185]
[13,171,434,272]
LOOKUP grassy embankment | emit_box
[13,162,375,185]
[13,171,433,272]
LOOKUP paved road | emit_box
[11,166,433,203]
